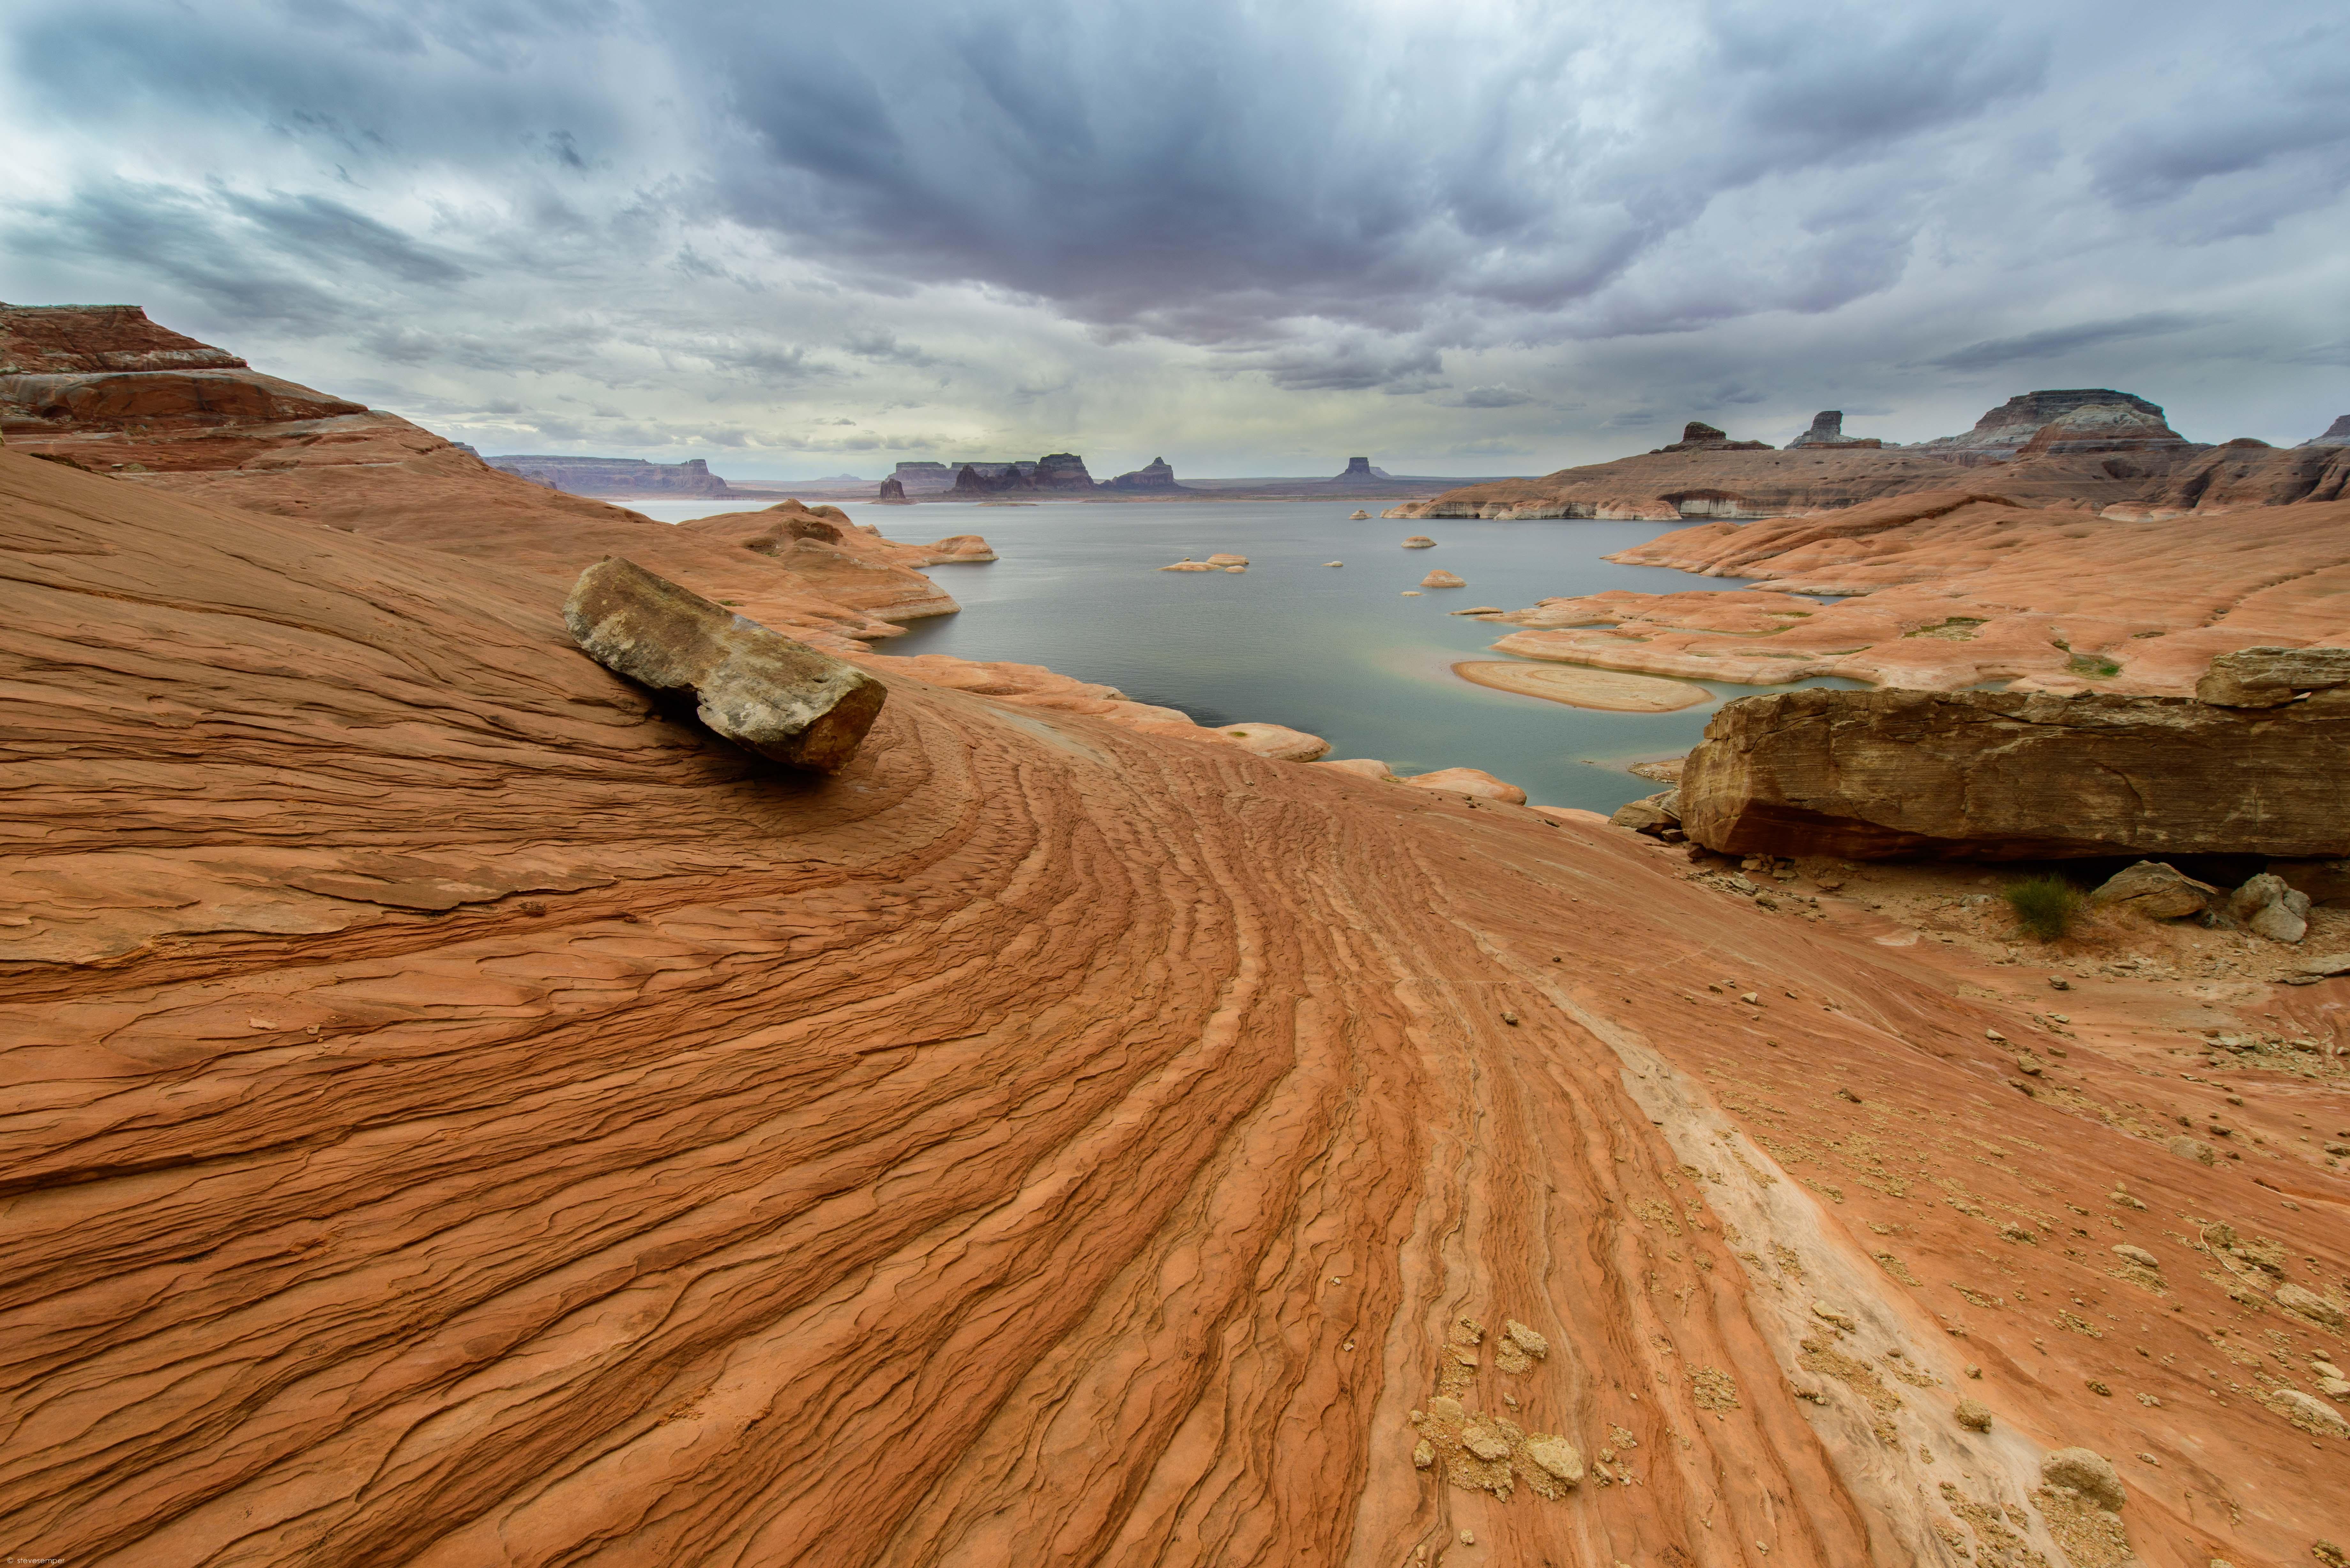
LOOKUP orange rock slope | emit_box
[1486,490,2350,695]
[7,444,2350,1565]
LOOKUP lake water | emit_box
[637,495,1854,813]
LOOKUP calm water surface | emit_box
[652,496,1856,813]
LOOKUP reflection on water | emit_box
[681,496,1862,812]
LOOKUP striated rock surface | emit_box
[488,454,738,497]
[1499,491,2350,696]
[1678,686,2350,860]
[0,300,250,373]
[2197,645,2350,707]
[11,321,2350,1566]
[564,556,886,771]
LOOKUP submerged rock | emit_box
[1678,687,2350,861]
[564,555,886,772]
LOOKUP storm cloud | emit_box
[2,0,2343,476]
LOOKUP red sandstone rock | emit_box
[7,322,2350,1566]
[1486,491,2350,696]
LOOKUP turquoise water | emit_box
[682,496,1859,812]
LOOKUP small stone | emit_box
[1504,1319,1550,1360]
[2277,1283,2346,1329]
[1985,1029,2006,1043]
[1412,1438,1434,1468]
[2041,1447,2126,1511]
[1965,1364,1982,1379]
[1501,1010,1520,1026]
[1463,1424,1511,1461]
[2112,1244,2160,1270]
[1524,1434,1584,1484]
[1954,1398,1994,1432]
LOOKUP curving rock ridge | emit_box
[0,301,250,373]
[1485,489,2350,695]
[8,446,2350,1565]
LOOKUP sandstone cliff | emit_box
[1102,454,1189,491]
[1678,686,2350,860]
[488,454,739,498]
[1391,388,2277,522]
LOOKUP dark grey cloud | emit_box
[1923,313,2205,372]
[5,0,2347,470]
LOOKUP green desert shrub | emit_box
[2003,875,2084,941]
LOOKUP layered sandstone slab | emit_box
[565,556,887,771]
[10,448,2350,1566]
[1452,659,1710,712]
[1679,686,2350,860]
[1489,491,2350,696]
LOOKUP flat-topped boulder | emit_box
[1678,686,2350,860]
[564,556,887,772]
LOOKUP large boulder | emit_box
[2196,645,2350,708]
[1678,687,2350,861]
[2089,861,2217,919]
[563,555,887,772]
[2228,873,2312,943]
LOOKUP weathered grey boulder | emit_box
[1678,687,2350,861]
[2229,873,2312,943]
[2089,861,2216,919]
[2197,645,2350,708]
[1609,789,1680,837]
[564,556,886,772]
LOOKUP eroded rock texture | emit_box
[1494,491,2350,696]
[7,438,2350,1568]
[1679,687,2350,860]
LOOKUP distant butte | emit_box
[1393,387,2350,521]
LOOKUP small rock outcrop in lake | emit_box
[1677,683,2350,861]
[876,476,909,502]
[1421,569,1466,588]
[564,556,886,772]
[2301,416,2350,449]
[1102,456,1188,492]
[1786,411,1884,449]
[1402,535,1437,548]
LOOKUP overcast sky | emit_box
[4,0,2345,479]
